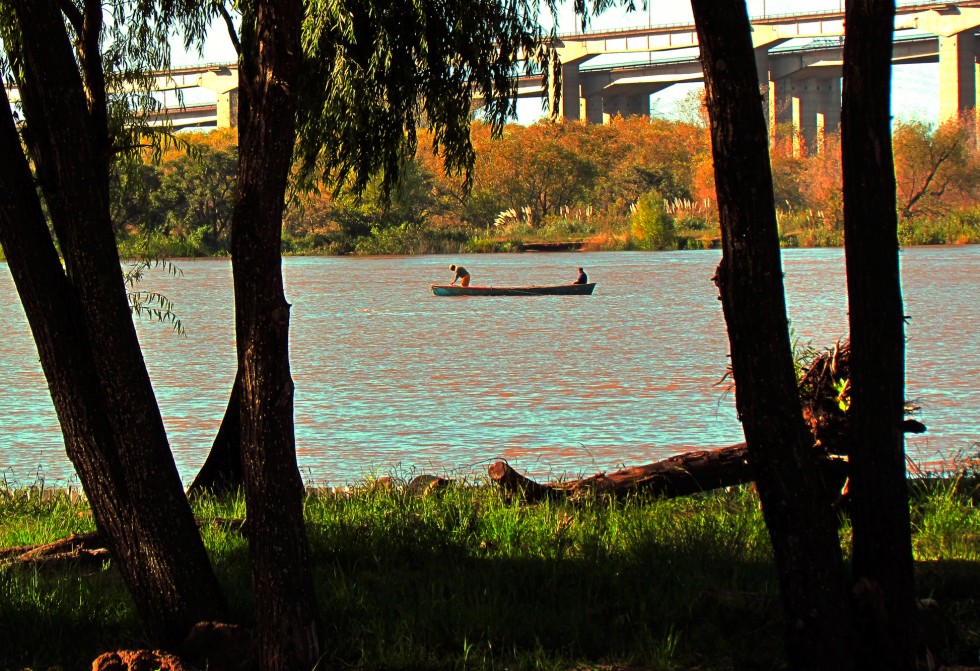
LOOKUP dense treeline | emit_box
[109,114,980,258]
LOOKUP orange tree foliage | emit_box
[599,116,707,208]
[893,115,980,220]
[115,114,980,254]
[475,121,600,223]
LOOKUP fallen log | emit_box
[489,443,849,502]
[0,530,104,561]
[0,518,249,569]
[486,461,557,501]
[0,531,110,569]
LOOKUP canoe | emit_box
[431,282,596,296]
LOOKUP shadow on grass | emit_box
[299,490,785,670]
[4,486,980,670]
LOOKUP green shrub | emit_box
[936,209,980,244]
[281,230,352,255]
[899,219,949,246]
[117,230,215,259]
[630,191,677,250]
[465,237,514,253]
[353,223,468,255]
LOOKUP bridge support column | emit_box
[583,95,604,124]
[938,30,979,123]
[195,67,239,129]
[602,90,650,122]
[548,59,585,121]
[815,76,840,154]
[785,76,840,156]
[770,77,793,129]
[217,89,238,128]
[755,47,774,135]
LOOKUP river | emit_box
[1,247,977,487]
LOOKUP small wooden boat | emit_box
[431,282,596,296]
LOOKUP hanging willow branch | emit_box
[124,258,185,335]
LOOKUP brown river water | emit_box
[0,247,977,487]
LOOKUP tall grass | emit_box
[0,488,135,669]
[2,480,979,670]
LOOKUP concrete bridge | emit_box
[50,0,980,152]
[546,0,980,152]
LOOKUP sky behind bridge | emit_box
[173,0,940,126]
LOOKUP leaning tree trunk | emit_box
[189,369,244,495]
[0,0,226,643]
[841,1,916,668]
[232,1,320,669]
[689,1,854,669]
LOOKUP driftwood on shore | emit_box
[488,443,850,502]
[0,519,250,569]
[0,531,108,569]
[488,443,751,501]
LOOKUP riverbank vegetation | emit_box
[104,113,980,259]
[2,476,979,671]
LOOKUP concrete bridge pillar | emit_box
[770,77,793,127]
[584,95,604,124]
[755,47,775,133]
[548,44,598,122]
[580,78,665,124]
[216,89,238,128]
[602,89,650,122]
[549,59,586,121]
[196,68,239,129]
[938,30,979,123]
[771,75,839,156]
[814,76,840,154]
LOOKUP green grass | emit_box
[2,480,980,670]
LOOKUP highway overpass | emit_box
[71,1,980,153]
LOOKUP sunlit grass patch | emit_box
[1,479,979,670]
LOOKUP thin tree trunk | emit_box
[0,3,226,640]
[189,370,244,495]
[841,1,916,668]
[233,1,320,668]
[689,1,853,669]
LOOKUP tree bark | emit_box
[189,370,244,496]
[841,1,917,668]
[233,1,320,669]
[689,1,853,669]
[0,0,226,643]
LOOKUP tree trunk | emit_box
[841,1,917,668]
[689,1,854,669]
[1,0,226,643]
[233,1,320,669]
[189,370,244,495]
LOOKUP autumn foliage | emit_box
[109,115,980,257]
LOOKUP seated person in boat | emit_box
[449,264,471,287]
[574,267,588,284]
